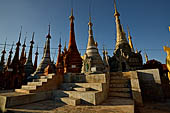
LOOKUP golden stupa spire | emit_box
[135,47,138,53]
[144,51,148,62]
[114,0,120,17]
[127,26,135,52]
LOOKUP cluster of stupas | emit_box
[0,27,39,89]
[0,1,143,90]
[1,1,170,113]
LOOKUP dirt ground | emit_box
[5,99,170,113]
[135,100,170,113]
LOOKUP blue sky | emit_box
[0,0,169,64]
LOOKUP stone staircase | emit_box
[15,73,58,94]
[109,72,132,98]
[53,82,106,106]
[53,73,108,106]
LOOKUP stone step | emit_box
[39,74,53,79]
[109,88,130,92]
[110,79,129,84]
[60,97,81,106]
[109,84,129,88]
[110,76,129,80]
[109,92,131,98]
[33,78,48,82]
[73,87,91,91]
[21,85,36,90]
[27,82,42,86]
[39,76,48,79]
[60,83,103,91]
[15,89,30,94]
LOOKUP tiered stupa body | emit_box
[82,17,105,73]
[113,1,131,56]
[34,25,52,75]
[6,43,14,68]
[24,32,35,79]
[9,28,25,88]
[109,0,143,72]
[20,37,27,65]
[63,9,82,73]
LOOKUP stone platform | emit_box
[0,90,53,112]
[6,98,134,113]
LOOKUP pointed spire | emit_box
[31,32,35,44]
[87,15,95,47]
[88,16,93,35]
[6,42,14,67]
[127,26,135,52]
[48,24,50,35]
[102,44,105,55]
[69,8,74,21]
[17,26,22,46]
[135,47,138,53]
[144,51,148,63]
[114,0,120,17]
[20,32,27,65]
[0,40,7,66]
[23,33,27,47]
[35,45,39,55]
[24,32,35,77]
[33,45,39,71]
[121,24,126,36]
[56,37,62,67]
[11,26,22,65]
[20,32,27,61]
[83,14,104,73]
[113,0,131,55]
[64,8,82,73]
[27,32,34,61]
[59,37,61,46]
[68,8,78,51]
[2,39,7,54]
[64,41,67,53]
[46,24,51,39]
[34,25,51,74]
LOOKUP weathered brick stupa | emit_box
[0,41,6,72]
[7,27,25,89]
[63,9,82,73]
[82,16,105,73]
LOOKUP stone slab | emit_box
[60,83,104,91]
[109,92,131,98]
[61,97,81,106]
[137,69,164,101]
[0,91,52,112]
[109,87,130,92]
[27,82,42,86]
[73,87,91,91]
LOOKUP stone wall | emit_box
[34,69,63,93]
[137,69,164,102]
